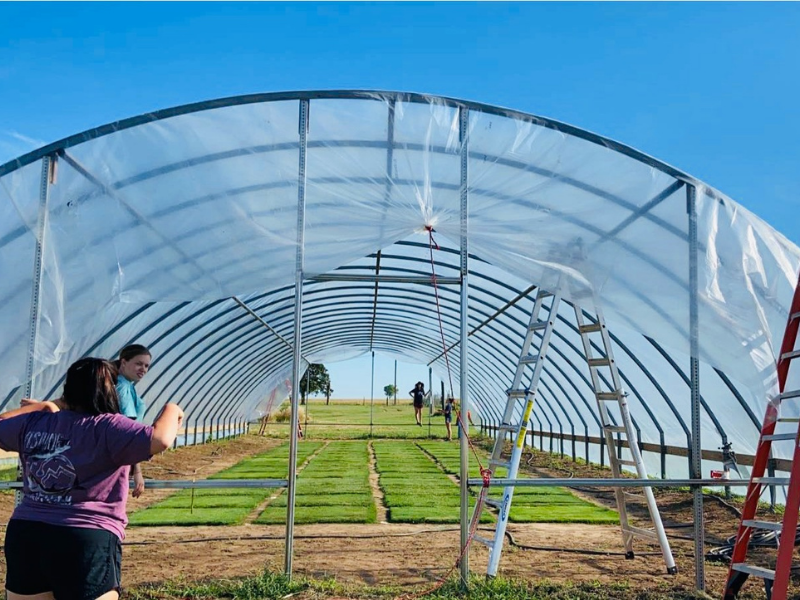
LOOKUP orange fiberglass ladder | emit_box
[723,272,800,600]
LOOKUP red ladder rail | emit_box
[724,271,800,600]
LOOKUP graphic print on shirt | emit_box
[23,431,76,503]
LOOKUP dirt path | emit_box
[367,441,388,524]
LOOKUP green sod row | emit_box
[256,441,376,524]
[373,441,489,524]
[129,442,324,526]
[417,441,618,524]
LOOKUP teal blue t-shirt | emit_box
[117,374,146,421]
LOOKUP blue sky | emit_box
[1,2,798,399]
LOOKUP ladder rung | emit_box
[731,563,775,580]
[473,535,495,548]
[622,490,643,501]
[578,322,602,334]
[519,354,540,365]
[529,320,548,331]
[506,389,529,398]
[778,417,800,423]
[762,433,797,442]
[604,425,627,434]
[489,459,511,470]
[778,389,800,401]
[497,423,518,432]
[742,519,783,532]
[624,525,657,540]
[791,311,800,322]
[485,498,503,509]
[781,349,800,361]
[588,358,611,368]
[537,291,554,299]
[616,459,637,467]
[597,391,623,401]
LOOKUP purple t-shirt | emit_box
[0,410,153,539]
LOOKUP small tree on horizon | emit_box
[383,384,397,405]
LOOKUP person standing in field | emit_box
[409,382,425,427]
[444,396,455,441]
[0,357,183,600]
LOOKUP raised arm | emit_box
[150,403,184,454]
[0,400,61,421]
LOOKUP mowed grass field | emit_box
[129,403,617,526]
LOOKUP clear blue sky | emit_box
[2,2,798,399]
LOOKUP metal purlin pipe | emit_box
[19,155,53,506]
[285,98,308,577]
[457,106,471,585]
[687,184,704,590]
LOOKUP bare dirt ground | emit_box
[0,434,789,598]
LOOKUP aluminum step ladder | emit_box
[469,287,562,577]
[574,303,677,574]
[723,273,800,600]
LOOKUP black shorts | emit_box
[5,519,122,600]
[413,401,423,409]
[444,414,452,424]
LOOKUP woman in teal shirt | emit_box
[114,344,152,497]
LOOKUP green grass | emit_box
[126,568,722,600]
[256,441,376,524]
[129,442,324,526]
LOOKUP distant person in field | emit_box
[444,396,455,441]
[409,382,425,427]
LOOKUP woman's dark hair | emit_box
[62,358,120,415]
[112,344,152,369]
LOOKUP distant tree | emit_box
[383,384,397,405]
[300,364,331,405]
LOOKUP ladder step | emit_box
[778,389,800,401]
[497,423,518,432]
[473,534,495,548]
[778,417,800,423]
[485,498,503,509]
[762,433,797,442]
[604,425,627,434]
[616,459,637,467]
[731,563,775,580]
[506,389,529,399]
[781,349,800,361]
[537,291,554,299]
[578,322,602,334]
[742,519,783,532]
[597,391,624,401]
[519,354,540,365]
[624,525,658,540]
[529,320,548,331]
[489,459,511,470]
[588,358,611,368]
[622,490,643,501]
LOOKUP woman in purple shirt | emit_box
[0,357,183,600]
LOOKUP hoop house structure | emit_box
[1,91,799,588]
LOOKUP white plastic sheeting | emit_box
[1,91,799,476]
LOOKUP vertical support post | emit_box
[393,360,397,405]
[285,98,309,578]
[370,351,375,438]
[457,106,470,585]
[19,156,53,507]
[687,184,704,590]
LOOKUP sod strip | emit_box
[373,441,489,524]
[129,442,324,526]
[417,441,618,525]
[256,441,376,524]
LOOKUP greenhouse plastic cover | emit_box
[1,91,799,477]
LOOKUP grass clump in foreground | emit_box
[126,570,721,600]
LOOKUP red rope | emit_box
[394,228,495,599]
